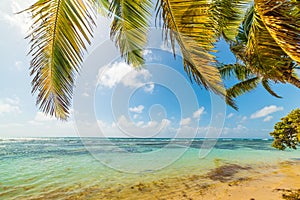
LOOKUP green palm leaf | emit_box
[255,0,300,65]
[261,79,282,98]
[156,0,250,97]
[109,0,152,67]
[219,63,253,81]
[226,77,260,99]
[210,0,251,42]
[246,7,291,76]
[24,0,97,120]
[225,77,260,110]
[235,4,300,89]
[156,0,224,95]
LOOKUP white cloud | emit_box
[180,117,191,126]
[129,105,144,114]
[250,105,283,119]
[34,112,56,122]
[144,83,155,93]
[263,116,273,122]
[5,97,20,105]
[0,103,21,114]
[97,62,132,88]
[122,68,151,88]
[227,113,234,119]
[96,116,171,138]
[142,49,152,56]
[136,121,144,127]
[133,114,139,119]
[0,97,21,115]
[193,107,205,118]
[97,62,152,89]
[241,116,247,122]
[0,1,32,35]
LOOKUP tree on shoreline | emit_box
[270,109,300,150]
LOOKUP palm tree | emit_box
[220,2,300,102]
[23,0,300,119]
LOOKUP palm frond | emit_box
[109,0,152,67]
[24,0,97,120]
[226,77,260,98]
[219,63,253,81]
[255,0,300,65]
[261,79,282,98]
[246,7,291,76]
[97,0,110,16]
[219,64,237,79]
[156,0,225,96]
[210,0,251,42]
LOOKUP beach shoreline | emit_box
[42,161,300,200]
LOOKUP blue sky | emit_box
[0,0,299,138]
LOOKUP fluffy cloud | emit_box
[96,116,171,138]
[0,97,21,115]
[263,116,273,122]
[129,105,144,114]
[250,105,283,119]
[144,83,155,93]
[34,112,56,122]
[227,113,234,119]
[97,62,152,89]
[180,117,191,126]
[193,107,205,118]
[97,62,132,88]
[142,49,152,56]
[0,1,32,35]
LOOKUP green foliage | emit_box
[221,3,300,103]
[270,109,300,150]
[22,0,300,119]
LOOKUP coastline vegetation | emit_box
[270,108,300,150]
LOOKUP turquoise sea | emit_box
[1,138,299,199]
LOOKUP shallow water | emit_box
[1,138,299,199]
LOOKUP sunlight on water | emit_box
[0,138,299,199]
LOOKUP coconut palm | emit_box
[23,0,300,119]
[23,0,251,119]
[221,2,300,102]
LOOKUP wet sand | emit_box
[48,161,300,200]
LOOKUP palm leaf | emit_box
[109,0,152,67]
[24,0,97,120]
[255,0,300,65]
[246,7,292,76]
[219,63,253,81]
[97,0,110,16]
[156,0,228,96]
[227,77,260,98]
[261,78,282,98]
[210,0,251,42]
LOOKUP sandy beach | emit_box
[65,161,300,200]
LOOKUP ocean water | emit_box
[0,138,299,199]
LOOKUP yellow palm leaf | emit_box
[24,0,97,120]
[156,0,249,97]
[255,0,300,65]
[110,0,152,67]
